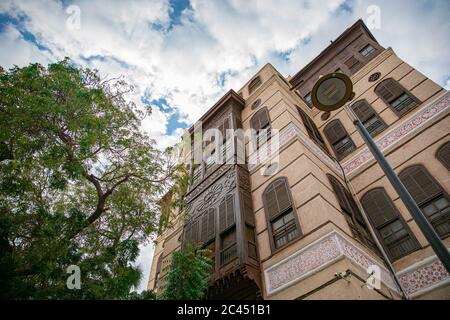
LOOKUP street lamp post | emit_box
[311,73,450,274]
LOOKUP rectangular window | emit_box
[345,56,362,73]
[379,219,419,260]
[192,165,202,185]
[391,93,419,116]
[333,136,355,158]
[220,228,237,265]
[421,195,450,238]
[363,115,386,136]
[256,127,271,149]
[204,149,215,172]
[271,210,298,249]
[360,44,376,58]
[304,93,313,108]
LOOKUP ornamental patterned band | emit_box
[264,230,450,298]
[397,255,450,298]
[342,91,450,177]
[263,231,398,296]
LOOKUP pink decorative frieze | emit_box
[264,231,398,296]
[338,236,397,291]
[342,91,450,177]
[397,256,450,298]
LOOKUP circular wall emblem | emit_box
[321,111,331,121]
[369,72,381,82]
[251,98,261,110]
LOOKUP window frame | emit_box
[350,99,387,137]
[248,76,262,95]
[436,142,450,171]
[250,107,272,150]
[262,177,302,252]
[297,106,330,154]
[375,78,421,117]
[327,174,378,252]
[323,119,356,160]
[303,92,313,108]
[359,44,377,58]
[361,187,420,261]
[399,165,450,239]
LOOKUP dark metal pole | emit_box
[351,115,450,274]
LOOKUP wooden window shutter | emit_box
[297,106,329,153]
[201,208,215,243]
[248,76,262,95]
[241,190,254,225]
[259,108,270,129]
[362,188,398,228]
[221,117,230,142]
[251,107,270,131]
[328,175,352,215]
[351,100,375,122]
[219,199,226,232]
[264,178,292,220]
[201,213,208,242]
[265,183,279,220]
[250,113,259,130]
[362,188,420,260]
[275,179,291,214]
[226,194,235,228]
[344,56,362,73]
[375,79,404,103]
[191,219,199,243]
[297,106,314,136]
[437,142,450,170]
[324,120,347,145]
[183,223,191,243]
[399,166,443,205]
[207,208,215,240]
[219,194,235,232]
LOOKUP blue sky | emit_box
[1,0,449,292]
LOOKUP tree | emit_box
[0,59,175,299]
[159,244,212,300]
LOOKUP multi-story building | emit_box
[147,19,450,300]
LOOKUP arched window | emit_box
[361,188,420,261]
[351,100,386,137]
[263,177,301,250]
[248,76,262,95]
[250,107,271,149]
[297,106,329,153]
[327,174,377,251]
[375,78,421,117]
[324,119,356,160]
[399,165,450,238]
[437,142,450,170]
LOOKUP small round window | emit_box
[252,98,262,110]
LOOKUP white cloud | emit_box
[1,0,449,293]
[0,24,52,68]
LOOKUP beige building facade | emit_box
[148,20,450,300]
